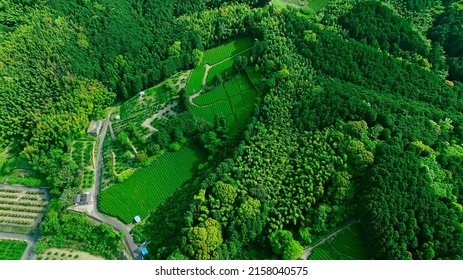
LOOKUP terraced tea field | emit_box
[99,144,206,224]
[192,73,258,135]
[0,239,27,260]
[204,38,254,65]
[309,223,371,260]
[0,186,49,234]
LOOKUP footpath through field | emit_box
[300,219,359,260]
[189,46,253,106]
[0,231,38,260]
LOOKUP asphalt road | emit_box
[87,110,140,259]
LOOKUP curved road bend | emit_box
[84,110,140,259]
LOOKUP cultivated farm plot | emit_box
[193,85,228,106]
[71,140,95,189]
[204,38,254,65]
[205,49,252,87]
[192,73,258,135]
[192,100,234,124]
[37,248,105,260]
[0,186,49,234]
[309,223,371,260]
[0,239,27,260]
[186,65,206,95]
[99,144,206,224]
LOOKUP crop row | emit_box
[0,205,43,213]
[193,85,228,106]
[99,145,206,223]
[309,245,336,260]
[0,199,46,208]
[0,194,17,199]
[0,240,28,260]
[0,218,33,226]
[0,189,21,194]
[25,191,45,196]
[309,224,370,260]
[22,196,47,202]
[204,38,253,65]
[330,225,369,259]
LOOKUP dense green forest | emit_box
[1,0,463,259]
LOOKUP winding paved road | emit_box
[72,109,141,259]
[91,110,140,259]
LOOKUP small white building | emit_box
[74,192,92,205]
[87,121,102,136]
[114,115,121,121]
[139,91,145,97]
[134,215,141,223]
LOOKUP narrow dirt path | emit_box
[141,101,178,132]
[91,141,96,169]
[207,47,253,69]
[111,152,120,177]
[203,64,212,86]
[300,219,359,260]
[188,46,252,107]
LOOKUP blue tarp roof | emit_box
[141,247,148,256]
[134,215,141,223]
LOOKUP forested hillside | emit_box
[139,0,463,260]
[1,0,463,260]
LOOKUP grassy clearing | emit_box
[99,144,206,224]
[204,38,254,65]
[309,223,370,260]
[0,239,27,260]
[206,49,252,87]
